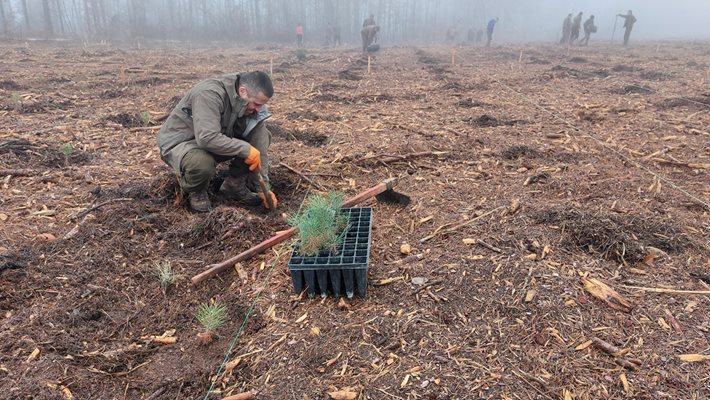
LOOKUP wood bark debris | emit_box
[420,206,505,243]
[71,198,134,220]
[277,162,326,190]
[221,389,257,400]
[591,337,642,370]
[621,285,710,295]
[582,277,633,312]
[0,168,36,176]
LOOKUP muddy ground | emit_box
[0,40,709,400]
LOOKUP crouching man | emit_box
[157,71,278,212]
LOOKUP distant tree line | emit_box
[0,0,518,44]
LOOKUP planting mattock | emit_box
[254,169,275,211]
[191,177,408,284]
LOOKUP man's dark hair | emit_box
[240,71,273,98]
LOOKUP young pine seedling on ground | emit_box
[59,142,73,166]
[153,260,178,295]
[195,301,227,345]
[139,111,152,126]
[288,191,349,256]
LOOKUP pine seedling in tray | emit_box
[288,191,350,256]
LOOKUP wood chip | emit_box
[582,277,633,312]
[678,354,710,363]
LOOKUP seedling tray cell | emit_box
[288,208,372,298]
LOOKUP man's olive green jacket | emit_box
[157,73,270,174]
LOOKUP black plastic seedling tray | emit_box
[288,208,372,298]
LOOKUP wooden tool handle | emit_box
[255,171,275,211]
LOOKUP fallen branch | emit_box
[621,285,710,295]
[663,309,682,333]
[221,390,257,400]
[412,279,443,295]
[476,239,502,253]
[129,126,162,132]
[420,207,504,243]
[388,253,423,266]
[592,337,641,370]
[591,337,623,356]
[278,162,325,190]
[0,168,36,176]
[71,198,133,220]
[654,159,710,170]
[354,151,448,165]
[62,214,96,240]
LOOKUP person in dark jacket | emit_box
[361,24,380,51]
[363,14,376,28]
[580,15,596,46]
[618,10,637,46]
[570,12,583,43]
[156,71,277,212]
[560,13,572,44]
[486,17,498,47]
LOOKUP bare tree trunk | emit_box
[21,0,30,33]
[42,0,54,37]
[54,0,63,34]
[83,0,93,37]
[0,0,7,36]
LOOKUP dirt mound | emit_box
[550,65,587,78]
[533,206,691,263]
[356,93,394,104]
[337,69,361,81]
[639,70,670,81]
[0,138,92,168]
[528,56,551,65]
[657,97,710,110]
[468,114,522,127]
[501,145,541,160]
[106,112,144,127]
[0,79,24,90]
[286,110,340,121]
[610,85,651,94]
[612,64,641,72]
[270,124,328,146]
[5,98,72,113]
[313,93,347,103]
[456,98,485,108]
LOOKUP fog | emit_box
[1,0,709,45]
[492,0,710,42]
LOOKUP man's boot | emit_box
[188,189,211,213]
[220,175,261,206]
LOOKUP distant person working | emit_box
[580,15,596,46]
[617,10,637,46]
[486,17,498,47]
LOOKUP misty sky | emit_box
[3,0,710,44]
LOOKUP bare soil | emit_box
[1,40,709,400]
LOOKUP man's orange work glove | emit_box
[244,146,261,171]
[258,191,278,209]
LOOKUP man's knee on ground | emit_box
[181,149,217,191]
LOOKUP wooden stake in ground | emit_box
[367,55,371,74]
[451,48,456,65]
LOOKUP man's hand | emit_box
[245,146,261,171]
[258,191,278,209]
